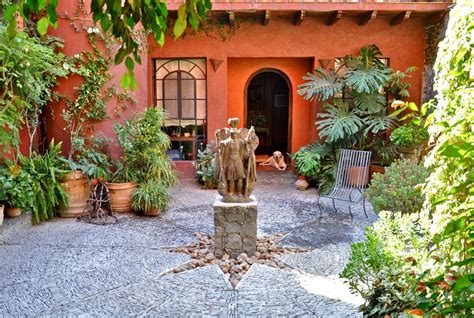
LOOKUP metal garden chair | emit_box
[317,149,371,218]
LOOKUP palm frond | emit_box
[317,100,364,142]
[298,67,344,101]
[344,67,390,94]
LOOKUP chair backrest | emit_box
[334,149,372,190]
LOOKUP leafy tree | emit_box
[415,0,474,314]
[2,0,212,89]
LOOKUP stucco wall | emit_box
[148,16,425,154]
[41,5,426,158]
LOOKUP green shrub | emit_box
[291,142,336,193]
[194,142,217,189]
[0,163,34,210]
[341,211,431,316]
[366,159,429,214]
[132,179,169,213]
[390,122,428,149]
[114,107,177,187]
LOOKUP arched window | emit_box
[154,59,207,160]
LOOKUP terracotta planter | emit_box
[144,208,160,217]
[108,182,138,213]
[6,207,21,218]
[60,171,89,218]
[295,176,309,191]
[0,204,4,225]
[400,148,419,162]
[369,164,386,181]
[348,166,369,187]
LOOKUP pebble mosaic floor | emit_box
[0,171,377,316]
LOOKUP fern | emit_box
[298,67,344,101]
[21,141,69,225]
[353,92,386,114]
[344,67,390,94]
[317,101,364,143]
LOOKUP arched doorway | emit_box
[246,70,290,156]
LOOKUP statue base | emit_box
[213,195,257,258]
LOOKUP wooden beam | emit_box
[326,10,342,26]
[263,10,270,26]
[228,11,235,28]
[390,11,411,26]
[359,10,377,26]
[295,10,305,26]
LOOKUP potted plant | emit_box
[131,180,169,216]
[389,101,432,162]
[390,122,428,161]
[291,143,329,191]
[110,108,177,213]
[0,164,34,218]
[108,160,138,213]
[194,142,218,189]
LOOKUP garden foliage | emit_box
[342,1,474,315]
[195,142,217,189]
[365,160,430,214]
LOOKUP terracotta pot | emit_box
[369,164,386,181]
[60,171,89,218]
[144,208,160,217]
[6,207,21,218]
[348,166,369,187]
[400,148,419,162]
[107,182,138,213]
[0,204,4,225]
[295,176,309,191]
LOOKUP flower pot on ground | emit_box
[5,207,21,218]
[132,180,169,217]
[369,164,386,181]
[60,170,89,218]
[108,182,138,213]
[295,175,309,191]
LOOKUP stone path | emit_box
[0,171,377,316]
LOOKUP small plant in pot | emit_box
[132,180,169,217]
[194,142,218,189]
[0,163,34,218]
[389,101,432,162]
[111,107,177,213]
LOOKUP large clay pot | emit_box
[144,208,160,217]
[108,182,137,213]
[6,207,21,218]
[369,164,386,181]
[295,176,309,191]
[348,166,369,187]
[0,204,4,225]
[61,171,89,218]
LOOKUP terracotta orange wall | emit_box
[148,16,426,152]
[41,8,426,157]
[45,0,147,159]
[227,58,313,153]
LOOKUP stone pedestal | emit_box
[213,195,257,258]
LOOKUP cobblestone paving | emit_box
[0,170,376,316]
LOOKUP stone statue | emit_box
[215,118,259,202]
